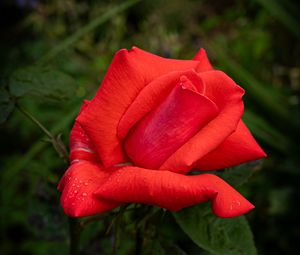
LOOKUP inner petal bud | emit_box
[124,76,219,169]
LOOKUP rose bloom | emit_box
[58,47,266,218]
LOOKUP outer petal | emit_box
[95,166,254,218]
[196,120,267,170]
[69,100,98,163]
[160,71,245,174]
[77,47,202,167]
[118,69,204,140]
[58,161,120,217]
[193,48,214,72]
[124,79,219,169]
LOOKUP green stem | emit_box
[135,228,142,255]
[17,105,53,139]
[16,104,69,162]
[69,218,82,255]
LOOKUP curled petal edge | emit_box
[94,166,254,218]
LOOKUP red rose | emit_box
[58,47,266,218]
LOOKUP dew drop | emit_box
[75,178,78,181]
[74,190,78,194]
[71,202,75,206]
[82,192,87,197]
[72,183,75,187]
[79,180,83,184]
[84,182,89,186]
[76,185,80,188]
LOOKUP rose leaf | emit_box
[214,160,264,188]
[173,203,257,255]
[9,66,78,102]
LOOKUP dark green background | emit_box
[1,0,299,254]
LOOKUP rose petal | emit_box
[160,71,245,173]
[77,47,203,167]
[58,161,120,217]
[95,166,254,218]
[118,69,204,140]
[193,48,214,72]
[196,120,267,170]
[124,78,219,169]
[69,101,98,163]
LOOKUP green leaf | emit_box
[0,87,15,124]
[173,204,257,255]
[9,67,77,101]
[213,161,263,188]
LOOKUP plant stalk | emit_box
[17,105,53,138]
[69,218,82,255]
[16,104,69,162]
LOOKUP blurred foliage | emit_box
[0,0,299,254]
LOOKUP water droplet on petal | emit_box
[76,185,80,188]
[84,182,88,186]
[79,180,83,184]
[72,183,75,187]
[74,190,78,194]
[82,192,87,197]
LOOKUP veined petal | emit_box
[124,78,219,169]
[118,69,204,140]
[95,166,254,218]
[77,47,203,168]
[196,120,267,170]
[58,161,120,217]
[160,71,245,173]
